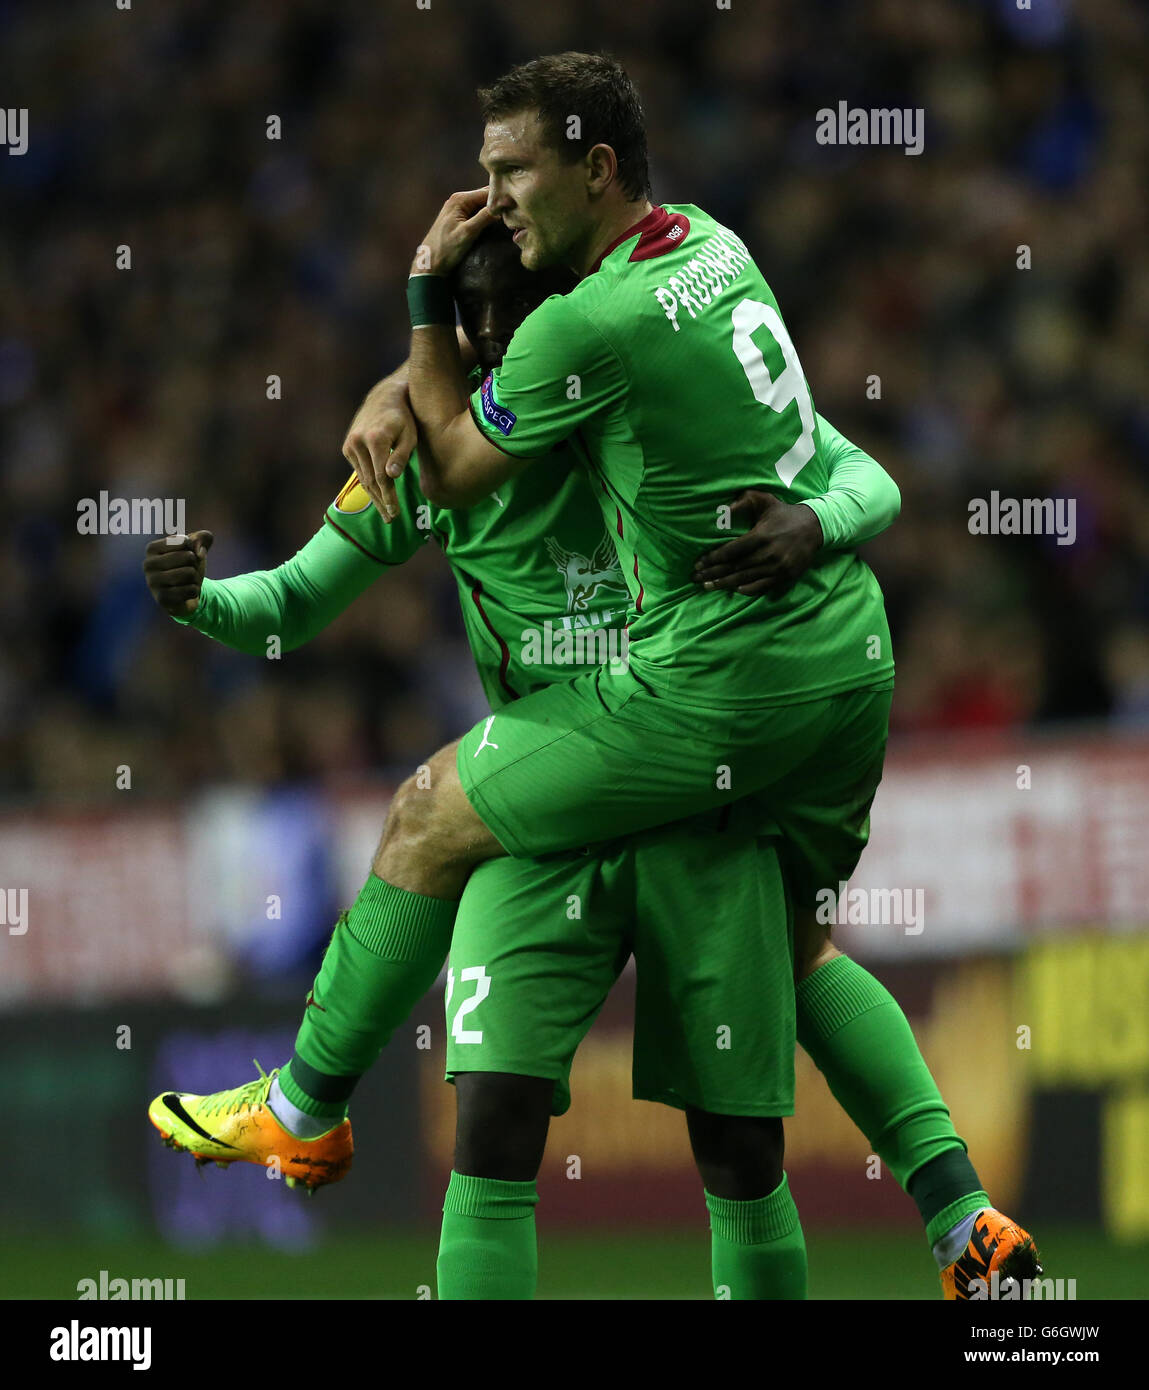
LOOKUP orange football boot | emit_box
[940,1207,1042,1299]
[148,1060,352,1193]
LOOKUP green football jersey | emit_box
[324,447,630,711]
[184,398,892,714]
[469,203,894,707]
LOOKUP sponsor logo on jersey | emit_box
[480,373,517,436]
[544,533,628,614]
[333,474,372,514]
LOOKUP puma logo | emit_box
[473,715,499,757]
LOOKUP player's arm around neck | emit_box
[407,314,530,509]
[403,189,537,509]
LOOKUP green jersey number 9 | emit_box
[731,298,817,489]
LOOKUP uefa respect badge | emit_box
[480,373,517,437]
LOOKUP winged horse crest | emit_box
[544,533,628,614]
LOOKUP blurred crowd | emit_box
[2,0,1148,804]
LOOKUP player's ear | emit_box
[585,143,618,195]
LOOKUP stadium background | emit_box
[2,0,1148,1299]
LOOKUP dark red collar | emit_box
[587,205,691,275]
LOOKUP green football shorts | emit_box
[457,665,892,915]
[444,800,795,1117]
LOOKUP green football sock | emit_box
[796,954,989,1243]
[437,1171,540,1300]
[278,874,456,1121]
[706,1174,807,1299]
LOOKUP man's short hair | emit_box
[478,52,652,202]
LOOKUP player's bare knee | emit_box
[378,773,436,854]
[455,1073,552,1180]
[686,1110,784,1200]
[376,746,463,862]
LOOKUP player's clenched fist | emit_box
[412,187,497,277]
[142,531,213,616]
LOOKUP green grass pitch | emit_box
[5,1226,1142,1300]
